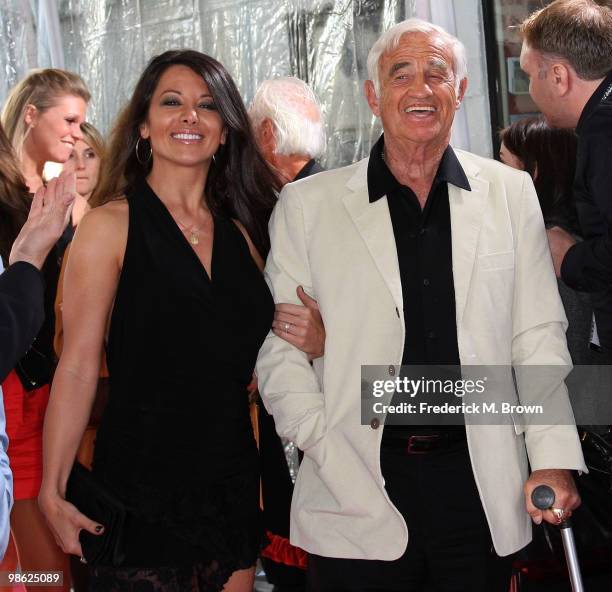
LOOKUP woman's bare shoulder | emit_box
[80,198,127,230]
[93,197,128,218]
[73,197,128,259]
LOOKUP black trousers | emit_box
[306,440,516,591]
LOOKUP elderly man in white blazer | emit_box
[256,18,586,592]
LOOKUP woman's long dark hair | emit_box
[500,117,579,234]
[0,122,30,264]
[93,50,279,256]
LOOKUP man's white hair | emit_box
[366,18,468,95]
[249,77,326,159]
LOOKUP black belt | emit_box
[381,430,467,455]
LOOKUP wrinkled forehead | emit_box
[380,31,455,72]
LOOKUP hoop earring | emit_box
[135,137,152,165]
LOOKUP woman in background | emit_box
[0,68,89,590]
[54,122,106,592]
[54,121,107,473]
[2,69,89,193]
[55,120,107,390]
[62,122,106,228]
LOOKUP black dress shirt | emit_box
[294,159,324,181]
[561,70,612,349]
[367,135,470,367]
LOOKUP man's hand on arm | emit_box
[523,469,580,525]
[256,184,326,453]
[9,173,75,270]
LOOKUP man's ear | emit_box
[260,118,277,153]
[456,78,468,108]
[24,104,38,128]
[551,62,571,97]
[365,80,381,117]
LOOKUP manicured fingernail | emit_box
[533,515,542,525]
[95,525,104,533]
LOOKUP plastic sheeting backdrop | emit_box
[1,1,38,101]
[1,1,494,167]
[0,0,491,167]
[52,0,408,169]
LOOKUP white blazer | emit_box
[256,149,587,560]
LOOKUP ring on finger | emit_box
[551,507,566,522]
[284,322,291,333]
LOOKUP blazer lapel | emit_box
[449,152,489,327]
[343,159,403,314]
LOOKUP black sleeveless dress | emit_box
[90,180,274,590]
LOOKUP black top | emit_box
[92,180,274,570]
[294,159,324,181]
[367,135,470,367]
[561,70,612,349]
[0,262,45,383]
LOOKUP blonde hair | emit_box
[1,68,90,160]
[0,121,29,263]
[80,121,106,159]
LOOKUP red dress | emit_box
[2,371,49,500]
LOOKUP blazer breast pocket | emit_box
[477,250,515,272]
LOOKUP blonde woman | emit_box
[62,122,105,227]
[51,122,106,592]
[0,69,89,590]
[55,121,107,462]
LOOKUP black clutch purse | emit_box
[15,341,55,391]
[66,462,127,567]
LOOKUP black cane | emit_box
[531,484,584,592]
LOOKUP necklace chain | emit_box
[173,214,203,245]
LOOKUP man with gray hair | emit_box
[256,17,586,591]
[249,77,326,187]
[520,0,612,353]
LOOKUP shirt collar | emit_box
[367,134,471,203]
[294,159,318,181]
[576,70,612,136]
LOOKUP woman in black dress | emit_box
[40,50,319,591]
